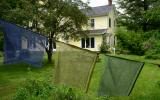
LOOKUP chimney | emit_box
[108,0,112,6]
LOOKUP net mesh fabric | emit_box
[98,55,144,96]
[0,19,46,67]
[55,42,98,91]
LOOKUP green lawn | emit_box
[0,56,55,99]
[89,54,160,100]
[0,54,160,99]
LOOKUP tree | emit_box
[117,0,158,32]
[144,0,160,31]
[40,0,89,62]
[116,27,145,55]
[116,0,160,57]
[0,0,89,63]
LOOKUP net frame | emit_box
[0,19,47,67]
[98,55,144,96]
[55,41,99,92]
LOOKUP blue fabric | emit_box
[0,19,47,67]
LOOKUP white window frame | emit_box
[81,37,95,48]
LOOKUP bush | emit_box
[145,40,160,59]
[99,43,109,53]
[13,79,55,100]
[13,79,86,100]
[142,30,160,59]
[116,27,145,55]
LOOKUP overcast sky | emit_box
[82,0,117,7]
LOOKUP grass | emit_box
[88,54,160,100]
[112,54,160,65]
[0,55,55,99]
[0,53,160,99]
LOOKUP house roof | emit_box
[82,5,113,17]
[86,29,108,35]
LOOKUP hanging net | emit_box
[0,19,46,67]
[55,41,98,92]
[98,55,144,96]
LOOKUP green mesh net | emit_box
[55,42,98,92]
[98,55,144,96]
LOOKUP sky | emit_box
[82,0,117,7]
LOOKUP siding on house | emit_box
[84,16,108,30]
[107,6,116,35]
[59,35,103,51]
[58,5,117,51]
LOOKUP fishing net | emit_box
[98,55,144,96]
[0,19,46,67]
[55,41,98,92]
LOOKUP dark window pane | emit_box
[81,38,85,48]
[91,19,95,28]
[109,18,111,28]
[86,38,90,48]
[91,37,95,48]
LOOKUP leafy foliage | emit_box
[144,0,160,31]
[99,43,110,53]
[117,0,160,32]
[13,79,85,100]
[145,40,160,59]
[116,27,145,55]
[116,0,160,58]
[0,0,89,62]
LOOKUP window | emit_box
[81,38,85,48]
[109,18,111,28]
[86,38,90,48]
[81,37,95,48]
[91,38,95,48]
[90,19,95,28]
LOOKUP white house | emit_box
[59,0,117,51]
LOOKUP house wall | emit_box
[107,6,117,47]
[108,7,116,35]
[84,9,116,35]
[85,16,108,30]
[59,35,103,51]
[58,6,117,51]
[21,36,45,51]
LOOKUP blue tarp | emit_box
[0,19,47,67]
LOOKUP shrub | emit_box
[99,43,109,53]
[13,79,86,100]
[142,31,160,59]
[13,79,55,100]
[116,27,145,55]
[145,40,160,59]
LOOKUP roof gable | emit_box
[82,5,113,17]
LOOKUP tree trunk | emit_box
[143,0,149,32]
[46,31,55,63]
[47,50,52,63]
